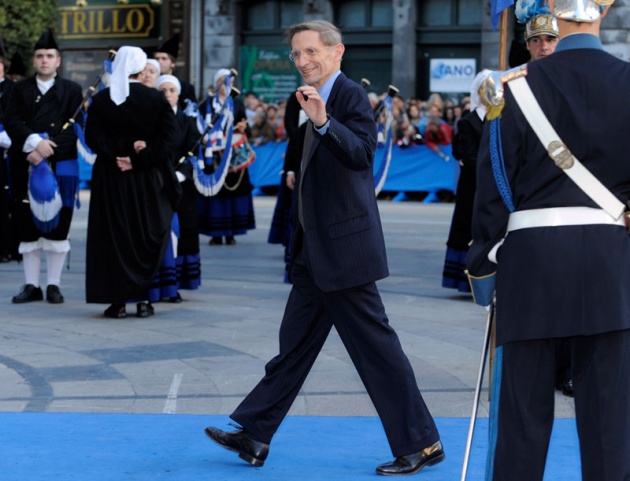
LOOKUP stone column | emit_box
[392,0,417,98]
[201,0,237,93]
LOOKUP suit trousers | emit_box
[491,329,630,481]
[231,238,439,457]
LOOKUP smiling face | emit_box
[290,29,344,90]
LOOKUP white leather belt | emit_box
[507,207,626,232]
[508,77,626,221]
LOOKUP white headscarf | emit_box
[110,46,147,105]
[470,69,492,120]
[213,68,231,87]
[155,74,181,94]
[145,59,161,75]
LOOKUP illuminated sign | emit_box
[58,4,160,40]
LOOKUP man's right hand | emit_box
[35,139,57,159]
[286,172,296,190]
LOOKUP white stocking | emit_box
[22,249,42,287]
[46,250,68,287]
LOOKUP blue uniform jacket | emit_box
[467,34,630,345]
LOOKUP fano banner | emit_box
[58,4,160,40]
[429,58,477,94]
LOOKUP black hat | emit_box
[34,29,59,51]
[156,33,179,60]
[8,52,27,77]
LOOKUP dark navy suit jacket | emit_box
[290,73,389,292]
[468,35,630,345]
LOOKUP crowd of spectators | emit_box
[241,88,471,153]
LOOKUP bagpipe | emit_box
[29,50,116,232]
[369,82,398,195]
[178,70,252,196]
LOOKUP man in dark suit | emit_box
[467,0,630,478]
[204,20,444,476]
[4,29,83,304]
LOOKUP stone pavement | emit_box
[0,191,575,419]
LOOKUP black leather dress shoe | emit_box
[136,302,155,318]
[204,426,269,467]
[46,285,64,304]
[12,284,43,304]
[209,237,223,245]
[225,236,236,245]
[104,303,127,319]
[376,440,445,476]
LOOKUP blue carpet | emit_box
[0,414,579,480]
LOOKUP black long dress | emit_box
[173,108,202,289]
[85,82,179,304]
[441,109,483,292]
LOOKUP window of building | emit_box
[244,1,302,31]
[336,0,393,28]
[418,0,482,27]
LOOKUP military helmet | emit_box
[552,0,614,22]
[525,13,559,40]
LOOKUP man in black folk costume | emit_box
[0,37,15,263]
[153,34,197,111]
[4,29,83,304]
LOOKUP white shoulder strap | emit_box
[508,76,625,220]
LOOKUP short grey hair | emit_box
[285,20,342,47]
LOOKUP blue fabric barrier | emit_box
[78,142,459,194]
[246,141,458,193]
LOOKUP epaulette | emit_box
[482,64,528,120]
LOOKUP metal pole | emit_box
[460,301,495,481]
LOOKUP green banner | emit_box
[240,45,301,103]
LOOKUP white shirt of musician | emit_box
[23,77,56,154]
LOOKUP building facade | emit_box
[56,0,630,103]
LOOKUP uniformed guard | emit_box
[467,0,630,479]
[523,13,559,61]
[4,29,83,304]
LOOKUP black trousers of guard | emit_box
[230,240,440,457]
[491,330,630,480]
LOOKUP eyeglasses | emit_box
[288,47,321,63]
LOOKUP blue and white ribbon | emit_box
[190,84,235,197]
[374,94,394,195]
